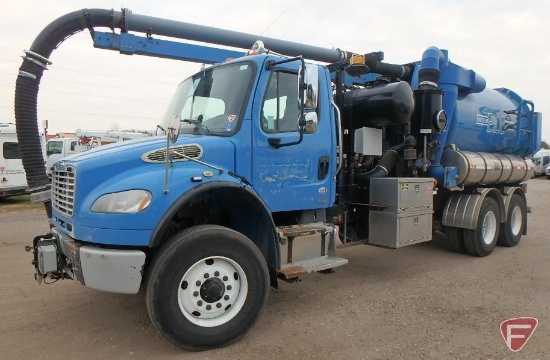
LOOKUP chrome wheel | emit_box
[510,206,522,236]
[481,211,497,245]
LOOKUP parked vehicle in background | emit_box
[45,130,148,177]
[533,149,550,176]
[45,137,80,178]
[1,123,45,198]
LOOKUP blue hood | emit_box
[52,135,238,237]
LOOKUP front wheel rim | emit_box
[177,256,248,327]
[482,211,497,245]
[510,206,523,236]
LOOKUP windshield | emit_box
[160,62,255,136]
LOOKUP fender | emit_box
[150,181,280,285]
[442,188,505,229]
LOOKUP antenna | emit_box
[260,10,286,35]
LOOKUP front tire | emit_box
[146,225,269,350]
[464,197,500,257]
[498,194,526,247]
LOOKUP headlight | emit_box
[91,190,152,214]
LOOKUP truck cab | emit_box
[45,137,80,177]
[48,53,335,262]
[157,55,336,212]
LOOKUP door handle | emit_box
[318,156,329,180]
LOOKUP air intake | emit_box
[142,144,203,163]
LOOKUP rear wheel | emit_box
[464,197,500,257]
[446,227,466,253]
[498,194,526,247]
[146,225,269,350]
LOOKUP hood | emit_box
[58,135,237,200]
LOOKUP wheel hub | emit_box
[200,278,225,303]
[177,256,248,327]
[482,210,497,245]
[510,206,522,236]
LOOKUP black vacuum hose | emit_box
[355,141,412,186]
[15,9,115,216]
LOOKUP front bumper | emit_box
[32,228,146,294]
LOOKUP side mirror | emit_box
[298,64,318,111]
[168,115,180,143]
[303,112,318,134]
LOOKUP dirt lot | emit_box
[1,181,550,360]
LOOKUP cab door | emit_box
[251,61,335,212]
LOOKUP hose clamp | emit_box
[22,50,52,69]
[24,50,52,65]
[419,80,438,88]
[18,71,37,80]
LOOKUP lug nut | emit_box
[196,280,201,286]
[216,303,222,308]
[227,285,232,290]
[214,271,220,277]
[204,273,209,279]
[193,291,199,297]
[197,300,203,306]
[206,305,211,310]
[223,276,228,281]
[224,295,230,301]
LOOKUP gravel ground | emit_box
[1,179,549,359]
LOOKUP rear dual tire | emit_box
[447,195,526,256]
[445,227,466,253]
[463,197,500,257]
[497,194,526,247]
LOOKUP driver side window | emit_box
[261,71,300,133]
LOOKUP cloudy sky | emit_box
[1,0,549,141]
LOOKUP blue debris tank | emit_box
[447,87,539,157]
[410,47,541,187]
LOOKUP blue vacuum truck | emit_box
[16,8,541,350]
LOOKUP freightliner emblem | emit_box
[55,161,67,171]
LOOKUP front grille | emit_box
[52,165,76,217]
[142,144,203,163]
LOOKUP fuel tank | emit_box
[441,150,534,186]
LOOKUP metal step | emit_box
[279,255,348,280]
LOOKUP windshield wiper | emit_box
[182,116,210,133]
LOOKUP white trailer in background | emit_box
[1,123,46,198]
